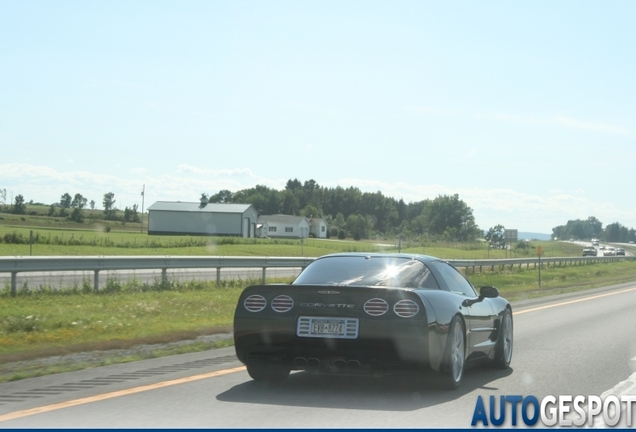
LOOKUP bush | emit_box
[338,230,345,240]
[3,232,26,244]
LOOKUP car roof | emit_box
[314,252,443,265]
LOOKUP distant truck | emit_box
[591,238,600,246]
[582,246,597,257]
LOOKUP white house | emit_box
[256,215,311,239]
[147,199,258,237]
[309,218,328,239]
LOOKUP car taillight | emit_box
[244,295,266,312]
[364,298,389,316]
[271,295,294,312]
[394,299,419,318]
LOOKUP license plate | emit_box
[312,319,344,335]
[297,317,359,339]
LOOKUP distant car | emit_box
[234,253,513,389]
[616,248,625,256]
[599,245,606,250]
[604,247,616,256]
[582,247,597,257]
[630,241,635,245]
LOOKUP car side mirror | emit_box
[479,286,499,298]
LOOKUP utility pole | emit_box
[140,185,145,233]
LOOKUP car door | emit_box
[432,261,497,359]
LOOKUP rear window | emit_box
[293,256,440,289]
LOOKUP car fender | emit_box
[415,289,466,371]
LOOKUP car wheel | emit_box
[439,316,465,389]
[246,364,290,384]
[492,308,513,369]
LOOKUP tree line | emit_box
[0,189,140,224]
[205,179,482,241]
[552,216,636,243]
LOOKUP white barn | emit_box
[257,215,311,239]
[147,200,258,237]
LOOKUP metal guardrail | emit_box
[449,255,635,274]
[0,256,315,295]
[0,255,633,296]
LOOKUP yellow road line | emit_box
[0,366,246,423]
[514,286,636,315]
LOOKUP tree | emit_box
[60,193,72,208]
[131,204,139,222]
[346,214,369,240]
[70,193,87,222]
[300,204,321,218]
[603,222,630,242]
[103,192,116,220]
[209,190,233,203]
[233,185,281,215]
[421,194,480,241]
[71,193,87,209]
[280,190,300,215]
[12,194,26,214]
[90,200,95,210]
[485,224,507,248]
[123,204,140,223]
[0,188,6,212]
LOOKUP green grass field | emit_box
[0,221,591,259]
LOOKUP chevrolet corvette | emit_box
[233,253,513,389]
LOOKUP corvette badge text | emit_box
[471,395,636,427]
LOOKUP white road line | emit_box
[513,286,636,315]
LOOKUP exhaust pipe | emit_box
[333,359,347,370]
[347,360,361,370]
[307,358,321,368]
[294,357,307,368]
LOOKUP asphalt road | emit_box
[1,282,635,428]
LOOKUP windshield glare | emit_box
[293,256,440,289]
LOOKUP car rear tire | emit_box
[492,308,513,369]
[246,364,290,384]
[439,316,465,390]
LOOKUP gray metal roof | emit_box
[147,201,254,214]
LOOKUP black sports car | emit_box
[233,253,513,389]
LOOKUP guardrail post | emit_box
[11,271,17,297]
[262,267,267,284]
[93,270,99,292]
[161,268,167,284]
[216,268,221,286]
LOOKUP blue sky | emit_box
[1,0,635,234]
